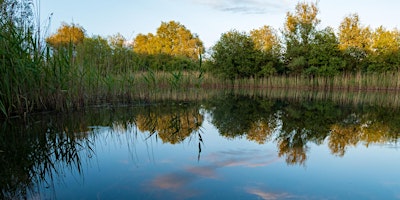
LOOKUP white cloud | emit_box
[192,0,291,14]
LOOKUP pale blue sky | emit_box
[39,0,400,48]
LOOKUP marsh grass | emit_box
[223,72,400,92]
[3,59,400,119]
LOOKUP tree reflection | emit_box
[204,94,400,165]
[135,103,204,144]
[205,94,277,142]
[329,111,397,156]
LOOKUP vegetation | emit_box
[2,0,400,119]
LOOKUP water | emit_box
[1,94,400,199]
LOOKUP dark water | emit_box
[1,93,400,199]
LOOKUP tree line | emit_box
[210,2,400,79]
[45,1,400,79]
[46,21,204,74]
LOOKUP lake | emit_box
[1,91,400,199]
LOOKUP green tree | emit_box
[75,35,112,73]
[283,1,320,75]
[308,27,345,77]
[108,33,136,73]
[211,30,261,80]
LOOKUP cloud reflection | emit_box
[186,165,218,179]
[207,148,280,168]
[148,171,200,199]
[147,148,281,198]
[246,188,295,200]
[151,173,195,190]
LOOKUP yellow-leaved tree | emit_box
[133,21,204,60]
[250,25,280,56]
[338,14,372,71]
[46,23,85,49]
[371,26,400,56]
[338,13,371,52]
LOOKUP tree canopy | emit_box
[211,30,260,79]
[46,23,85,49]
[44,1,400,76]
[133,21,204,60]
[282,1,320,74]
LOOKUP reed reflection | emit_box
[1,102,205,199]
[0,114,96,200]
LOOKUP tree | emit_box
[108,33,135,73]
[308,27,345,77]
[75,35,112,73]
[133,21,204,60]
[338,14,371,71]
[250,25,282,76]
[250,25,280,56]
[133,33,157,55]
[283,1,320,75]
[211,30,261,80]
[46,22,85,49]
[367,26,400,72]
[108,33,126,49]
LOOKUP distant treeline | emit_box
[45,1,400,79]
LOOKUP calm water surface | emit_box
[1,94,400,199]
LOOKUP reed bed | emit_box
[3,66,400,119]
[250,88,400,108]
[224,72,400,92]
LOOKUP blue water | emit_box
[2,96,400,199]
[34,115,400,200]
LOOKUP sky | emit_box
[39,0,400,48]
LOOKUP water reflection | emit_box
[1,95,400,198]
[205,94,400,165]
[0,114,95,199]
[147,148,279,199]
[136,103,203,144]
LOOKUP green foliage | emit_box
[283,1,320,75]
[134,53,198,71]
[0,0,44,117]
[211,30,261,80]
[168,71,183,89]
[75,35,112,74]
[308,27,345,76]
[259,62,277,77]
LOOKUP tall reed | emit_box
[0,0,45,117]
